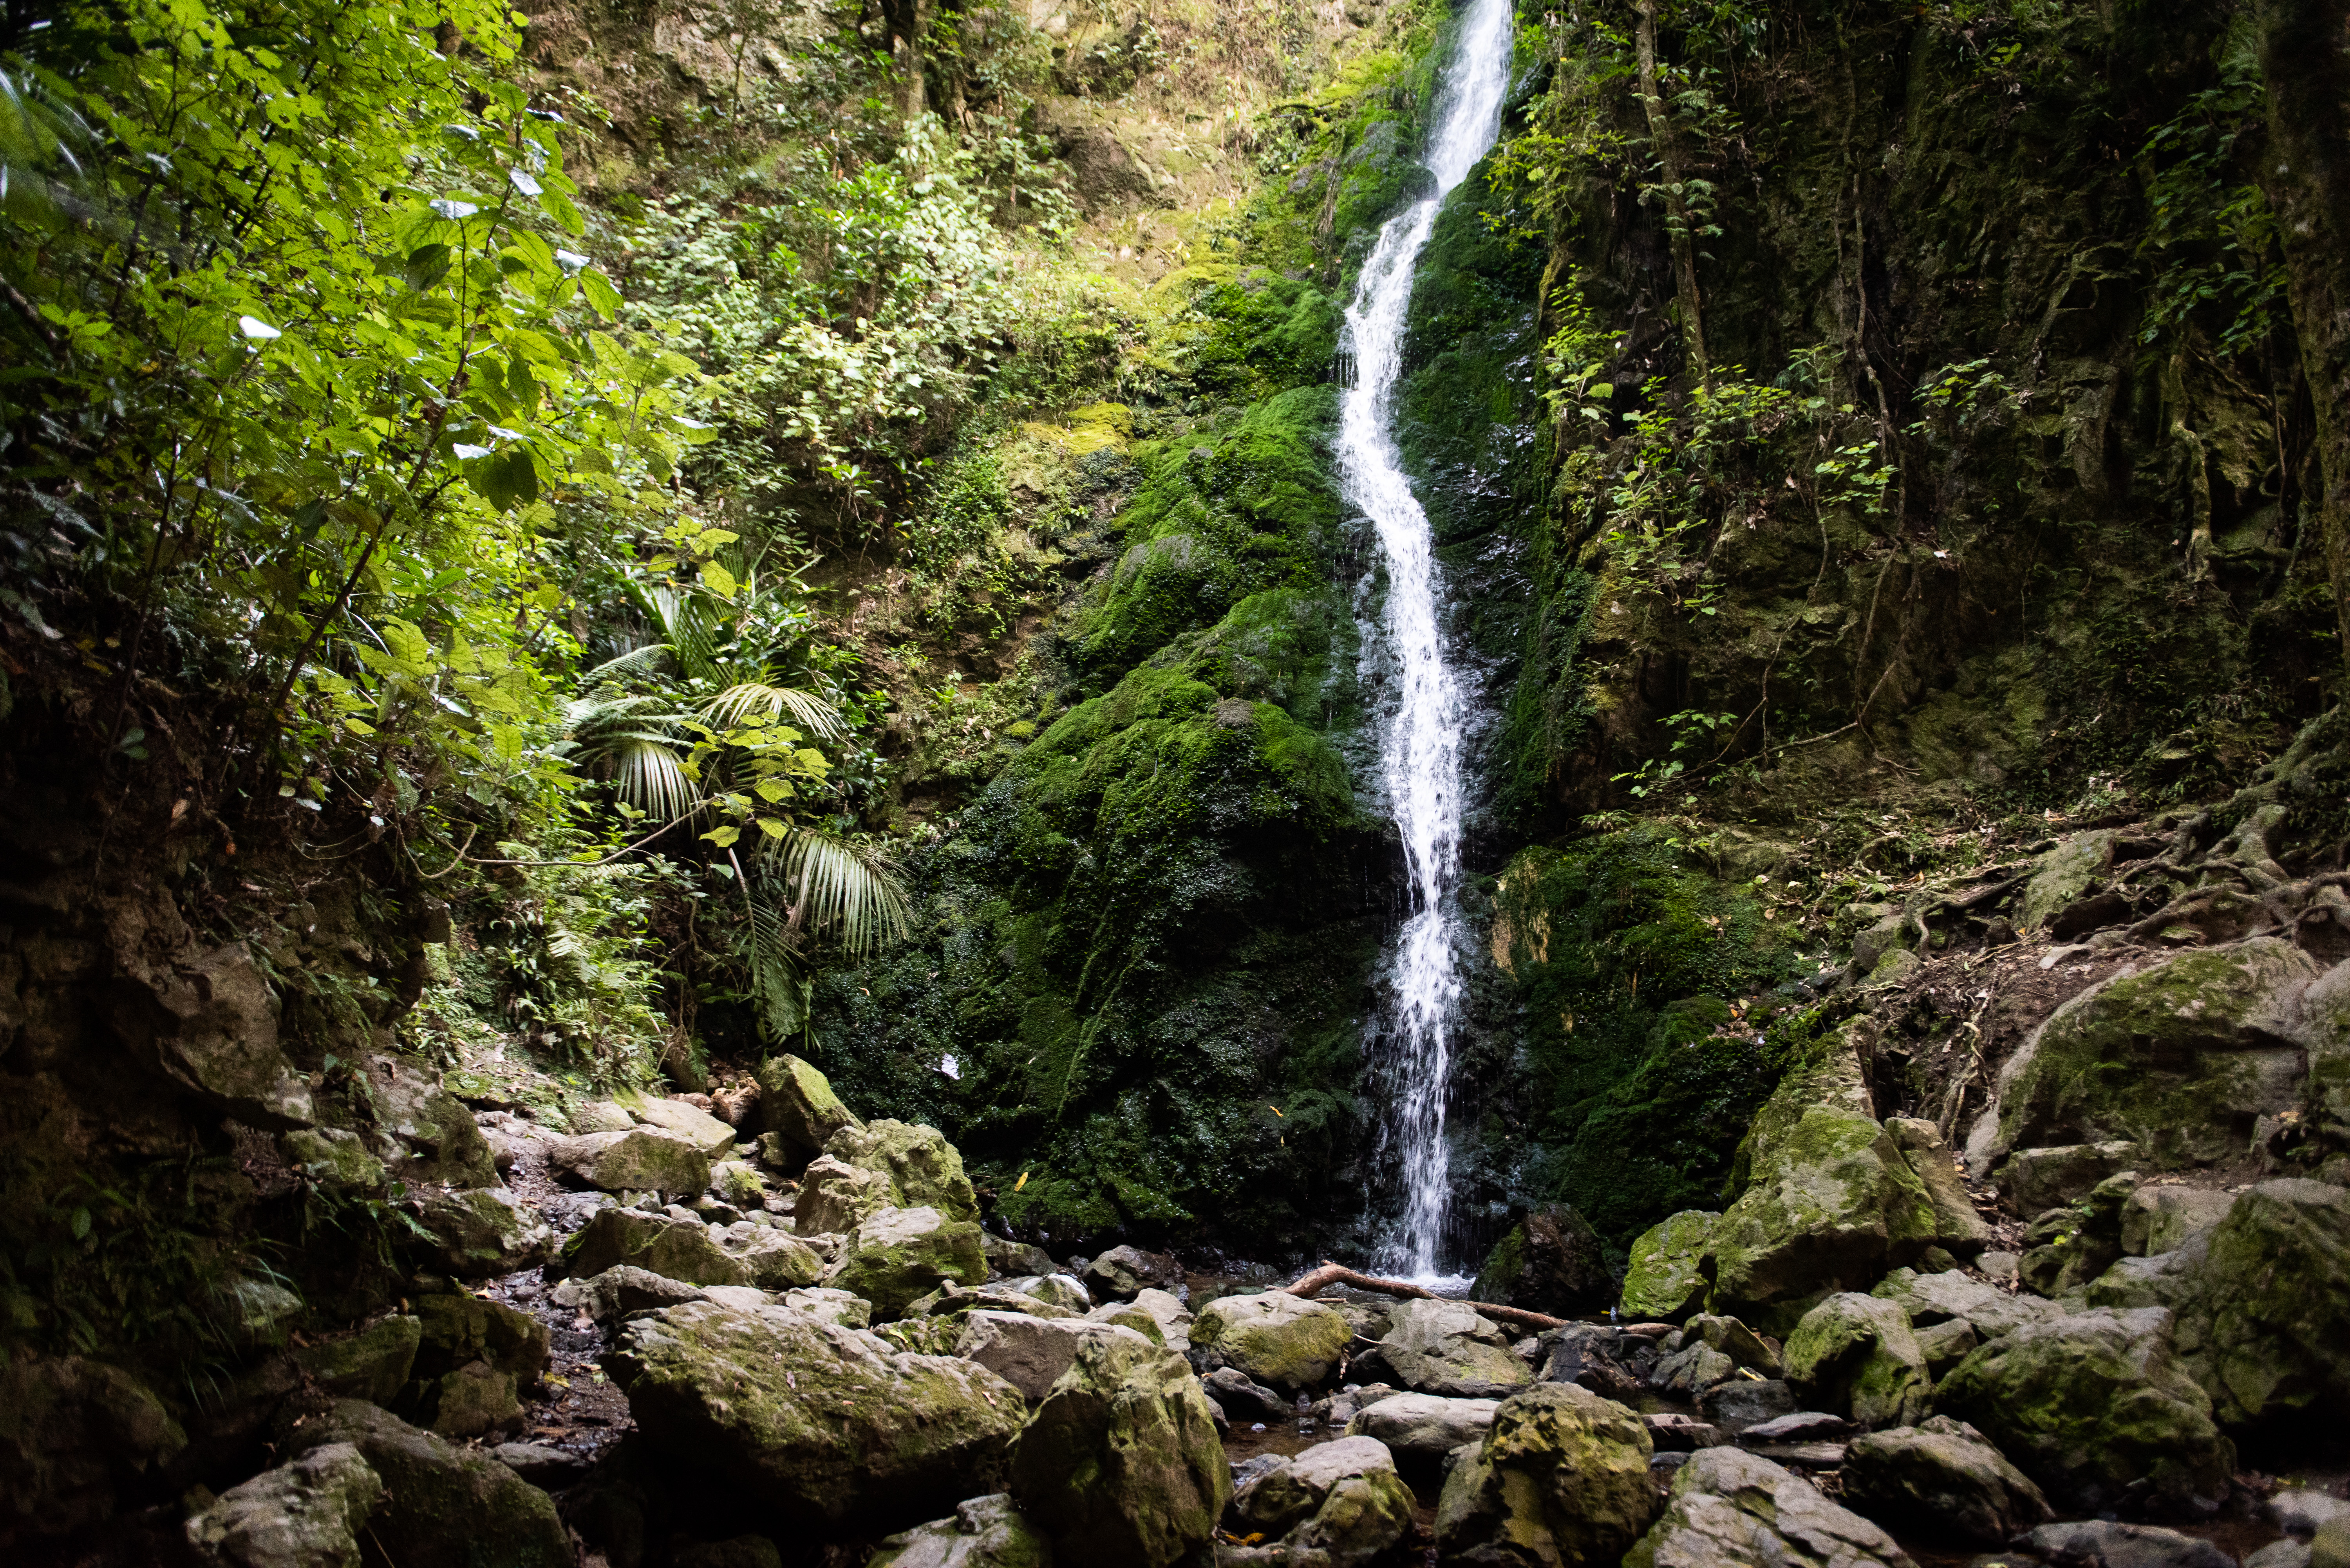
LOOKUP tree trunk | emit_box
[886,0,931,120]
[1635,0,1709,388]
[2258,0,2350,666]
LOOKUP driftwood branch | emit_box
[1280,1262,1569,1331]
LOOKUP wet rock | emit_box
[608,1299,1023,1530]
[1782,1293,1932,1428]
[1622,1446,1914,1568]
[415,1186,556,1278]
[833,1205,990,1319]
[825,1120,981,1224]
[1433,1383,1658,1567]
[2016,1520,2236,1568]
[2159,1178,2350,1429]
[1999,1142,2145,1212]
[870,1492,1052,1568]
[1231,1436,1415,1566]
[956,1311,1154,1400]
[797,1154,897,1234]
[1697,1378,1797,1433]
[1471,1203,1614,1316]
[1933,1307,2234,1514]
[1871,1266,2070,1340]
[1193,1291,1354,1391]
[0,1353,187,1538]
[282,1399,569,1567]
[1619,1210,1719,1322]
[549,1126,712,1197]
[753,1054,863,1164]
[1204,1366,1291,1422]
[185,1441,382,1568]
[1010,1327,1229,1567]
[1079,1243,1184,1302]
[1361,1297,1532,1394]
[1840,1415,2052,1545]
[2120,1186,2236,1257]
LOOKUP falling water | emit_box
[1344,0,1515,1281]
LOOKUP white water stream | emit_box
[1344,0,1515,1281]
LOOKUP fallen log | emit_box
[1278,1261,1569,1331]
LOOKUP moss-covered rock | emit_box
[1841,1416,2052,1548]
[1191,1290,1354,1391]
[1432,1383,1659,1568]
[291,1315,422,1406]
[754,1054,864,1164]
[415,1187,555,1279]
[413,1293,549,1385]
[555,1208,761,1288]
[1996,1141,2144,1212]
[1231,1436,1416,1567]
[1009,1328,1229,1568]
[1363,1296,1531,1395]
[2120,1185,2236,1257]
[284,1400,568,1568]
[2159,1178,2350,1430]
[608,1300,1024,1531]
[1619,1209,1719,1322]
[185,1441,383,1568]
[548,1127,712,1197]
[1622,1447,1912,1568]
[868,1493,1050,1568]
[615,1091,738,1158]
[832,1206,989,1319]
[1470,1203,1612,1316]
[1870,1266,2068,1341]
[1781,1293,1933,1429]
[824,1120,981,1225]
[0,1354,188,1539]
[1933,1307,2235,1514]
[953,1313,1150,1401]
[796,1154,897,1235]
[1884,1118,1993,1256]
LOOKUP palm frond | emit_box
[745,886,814,1042]
[582,642,674,683]
[611,739,699,822]
[649,586,722,686]
[761,827,911,956]
[701,679,849,740]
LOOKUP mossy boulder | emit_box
[824,1120,981,1224]
[1983,939,2321,1171]
[1781,1293,1933,1429]
[284,1400,569,1568]
[615,1091,738,1158]
[1471,1204,1612,1316]
[1008,1328,1229,1568]
[1934,1307,2235,1514]
[869,1494,1050,1568]
[184,1442,383,1568]
[1077,1243,1182,1302]
[1363,1296,1533,1395]
[415,1187,555,1279]
[1231,1436,1416,1567]
[796,1154,897,1235]
[1191,1290,1353,1391]
[412,1293,550,1385]
[1623,1447,1914,1568]
[607,1299,1024,1531]
[953,1313,1151,1401]
[0,1354,188,1539]
[1842,1416,2052,1547]
[556,1209,759,1288]
[2159,1178,2350,1430]
[1997,1140,2144,1211]
[1619,1210,1719,1322]
[832,1206,989,1319]
[2120,1185,2236,1257]
[548,1127,712,1198]
[291,1316,423,1405]
[1869,1266,2068,1341]
[1432,1383,1659,1568]
[282,1126,387,1191]
[1884,1118,1992,1256]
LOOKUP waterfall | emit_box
[1343,0,1515,1282]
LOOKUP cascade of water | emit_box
[1342,0,1515,1282]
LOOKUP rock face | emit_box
[283,1400,570,1568]
[1840,1416,2052,1546]
[1781,1293,1932,1428]
[1009,1328,1229,1568]
[754,1054,863,1163]
[833,1206,990,1319]
[1981,939,2321,1171]
[1191,1291,1354,1390]
[824,1120,981,1223]
[2158,1178,2350,1429]
[1471,1204,1613,1315]
[1933,1307,2235,1513]
[0,1353,188,1539]
[1231,1436,1416,1566]
[869,1493,1051,1568]
[548,1126,712,1196]
[105,932,315,1131]
[1619,1210,1719,1321]
[1433,1383,1658,1567]
[185,1442,383,1568]
[416,1187,556,1278]
[1364,1296,1533,1393]
[1347,1392,1500,1477]
[1622,1447,1915,1568]
[607,1299,1025,1530]
[954,1312,1154,1400]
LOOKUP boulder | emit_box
[415,1187,556,1278]
[548,1127,711,1197]
[1933,1307,2235,1513]
[1884,1118,1994,1254]
[616,1090,738,1157]
[1998,1141,2145,1212]
[1346,1392,1498,1479]
[1781,1293,1932,1429]
[1914,1318,1979,1371]
[1697,1378,1797,1434]
[1192,1291,1354,1391]
[1839,1415,2052,1545]
[1978,939,2321,1172]
[1652,1314,1781,1396]
[1538,1324,1654,1402]
[421,1359,524,1440]
[825,1120,981,1223]
[2016,1520,2236,1568]
[833,1206,990,1319]
[282,1399,570,1567]
[797,1155,898,1234]
[754,1054,864,1162]
[1471,1205,1613,1316]
[1363,1297,1532,1394]
[955,1312,1154,1400]
[1622,1447,1914,1568]
[1619,1210,1718,1322]
[869,1493,1051,1568]
[571,1100,637,1133]
[1083,1299,1168,1344]
[711,1160,768,1208]
[716,1222,828,1288]
[1078,1244,1184,1302]
[781,1286,871,1328]
[2276,1491,2350,1540]
[1009,1327,1229,1568]
[983,1234,1059,1280]
[609,1299,1023,1530]
[554,1265,707,1322]
[282,1127,387,1190]
[410,1292,550,1438]
[291,1315,423,1405]
[371,1053,503,1187]
[1870,1266,2068,1340]
[555,1208,754,1287]
[185,1442,383,1568]
[1432,1383,1658,1567]
[2121,1186,2237,1257]
[1000,1274,1093,1315]
[1204,1366,1290,1422]
[909,1281,1081,1323]
[0,1353,188,1539]
[489,1442,591,1489]
[1117,1286,1194,1352]
[1231,1437,1415,1566]
[2160,1177,2350,1429]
